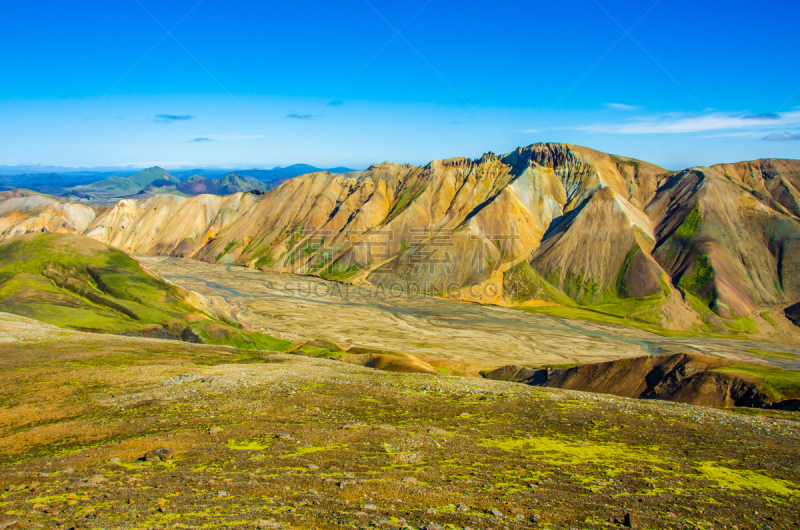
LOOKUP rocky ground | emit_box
[0,314,798,529]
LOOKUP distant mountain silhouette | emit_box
[1,164,355,198]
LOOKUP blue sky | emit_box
[1,0,799,170]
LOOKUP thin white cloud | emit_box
[605,103,639,111]
[579,110,800,134]
[763,132,800,142]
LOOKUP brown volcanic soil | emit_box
[0,314,798,529]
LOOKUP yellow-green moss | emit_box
[226,439,272,451]
[697,462,799,497]
[479,436,662,473]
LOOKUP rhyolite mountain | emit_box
[1,142,799,334]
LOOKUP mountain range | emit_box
[64,167,274,200]
[0,164,356,199]
[0,142,798,336]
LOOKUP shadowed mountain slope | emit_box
[530,187,663,302]
[483,353,800,409]
[786,302,800,327]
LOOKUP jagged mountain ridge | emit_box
[1,143,798,333]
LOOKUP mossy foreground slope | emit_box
[0,233,292,351]
[0,315,797,529]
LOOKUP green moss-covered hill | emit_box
[0,233,293,351]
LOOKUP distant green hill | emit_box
[0,233,293,351]
[66,168,276,199]
[176,173,270,196]
[68,167,179,197]
[243,164,355,181]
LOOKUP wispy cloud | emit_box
[744,113,780,120]
[327,99,344,106]
[605,103,639,111]
[448,121,460,125]
[154,114,195,123]
[579,110,800,134]
[287,113,318,120]
[763,132,800,142]
[188,137,216,143]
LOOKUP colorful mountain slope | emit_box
[0,195,96,237]
[0,143,797,335]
